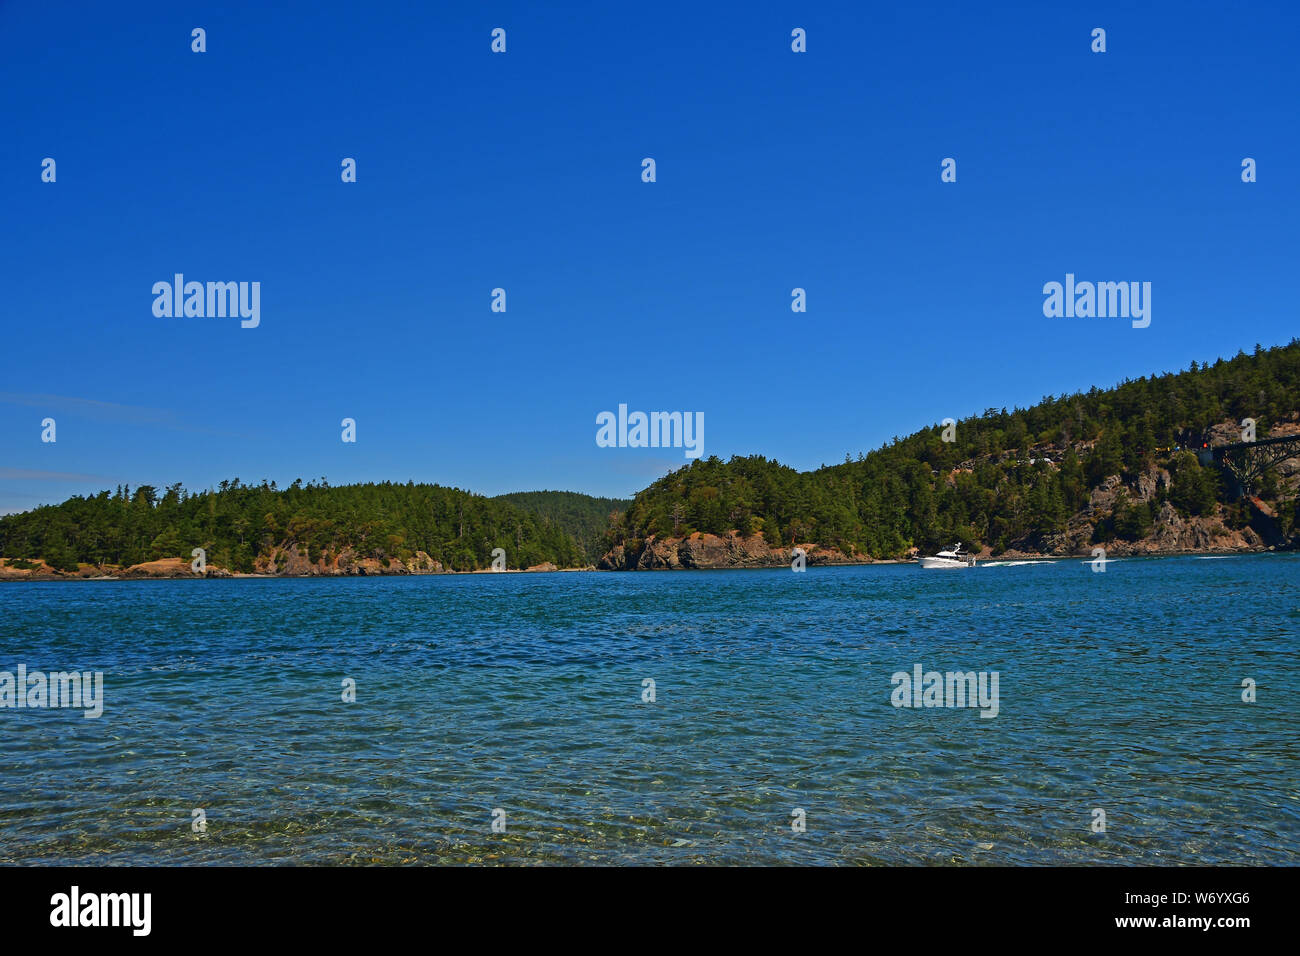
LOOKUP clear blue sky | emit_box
[2,1,1296,513]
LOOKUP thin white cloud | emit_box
[0,392,254,439]
[0,468,115,482]
[0,392,176,426]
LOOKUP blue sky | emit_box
[1,1,1296,512]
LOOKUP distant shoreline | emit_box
[1,546,1287,582]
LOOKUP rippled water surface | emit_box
[2,555,1297,865]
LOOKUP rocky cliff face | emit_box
[252,544,445,576]
[995,495,1274,560]
[0,545,580,580]
[0,556,234,580]
[995,447,1294,559]
[598,531,864,570]
[2,548,453,580]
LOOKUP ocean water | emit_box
[1,555,1297,866]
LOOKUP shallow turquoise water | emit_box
[1,554,1297,865]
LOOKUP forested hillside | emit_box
[603,341,1300,561]
[4,342,1298,576]
[494,491,628,563]
[0,480,585,573]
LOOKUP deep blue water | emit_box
[1,555,1297,865]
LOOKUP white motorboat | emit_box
[918,542,976,569]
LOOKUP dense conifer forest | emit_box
[2,341,1297,571]
[0,480,590,573]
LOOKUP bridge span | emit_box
[1196,434,1300,496]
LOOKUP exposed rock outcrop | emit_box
[251,545,448,576]
[598,531,865,570]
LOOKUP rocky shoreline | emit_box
[5,535,1285,582]
[0,553,586,582]
[596,528,1288,572]
[598,530,868,570]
